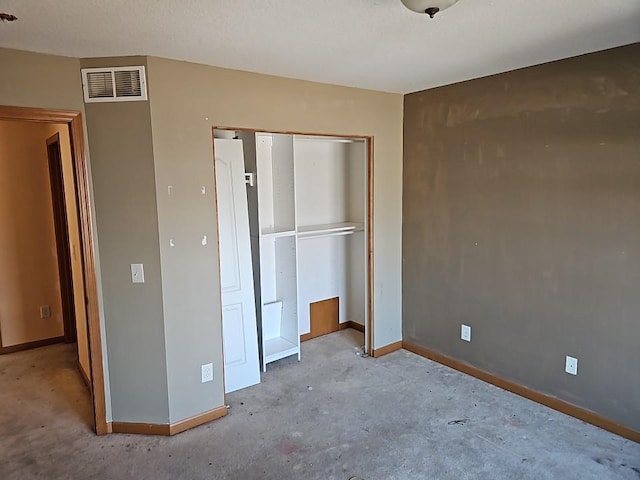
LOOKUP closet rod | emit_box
[298,231,356,240]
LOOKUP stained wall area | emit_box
[403,44,640,431]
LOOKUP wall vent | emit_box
[81,66,147,103]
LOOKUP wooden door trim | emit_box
[46,133,76,343]
[366,137,374,354]
[214,126,371,140]
[213,126,375,355]
[0,105,109,435]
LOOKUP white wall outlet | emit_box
[201,363,214,383]
[130,263,145,283]
[40,305,51,319]
[461,324,471,342]
[565,355,578,375]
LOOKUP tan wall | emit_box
[0,47,111,420]
[0,48,84,111]
[81,56,169,424]
[1,48,403,426]
[146,57,403,421]
[0,120,64,346]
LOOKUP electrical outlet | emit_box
[461,324,471,342]
[40,305,51,319]
[565,356,578,375]
[201,363,214,383]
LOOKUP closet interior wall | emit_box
[294,137,366,336]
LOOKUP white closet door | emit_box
[214,138,261,393]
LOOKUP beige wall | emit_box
[146,57,403,421]
[0,120,64,346]
[0,47,111,420]
[81,56,169,424]
[1,47,403,427]
[0,48,84,111]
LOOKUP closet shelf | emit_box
[261,227,296,238]
[263,336,299,364]
[297,222,364,239]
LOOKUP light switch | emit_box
[131,263,145,283]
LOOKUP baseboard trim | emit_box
[169,405,228,435]
[339,321,365,333]
[402,341,640,444]
[111,421,170,436]
[300,331,314,342]
[301,321,365,342]
[77,363,92,392]
[372,340,403,358]
[110,406,228,436]
[0,336,65,355]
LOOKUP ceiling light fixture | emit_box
[400,0,460,18]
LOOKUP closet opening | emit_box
[212,127,373,394]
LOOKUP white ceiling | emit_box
[0,0,639,93]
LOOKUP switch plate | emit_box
[565,355,578,375]
[461,324,471,342]
[40,305,51,319]
[130,263,145,283]
[201,363,213,383]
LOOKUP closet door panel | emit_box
[214,139,261,393]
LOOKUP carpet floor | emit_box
[1,329,638,479]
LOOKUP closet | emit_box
[214,129,368,388]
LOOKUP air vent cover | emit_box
[81,66,147,103]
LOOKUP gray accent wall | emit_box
[82,57,169,423]
[403,44,640,431]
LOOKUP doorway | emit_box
[212,127,374,394]
[0,105,107,435]
[46,133,78,345]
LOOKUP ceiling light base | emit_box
[424,7,440,18]
[400,0,460,17]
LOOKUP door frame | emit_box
[212,126,374,357]
[0,105,109,435]
[46,133,77,344]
